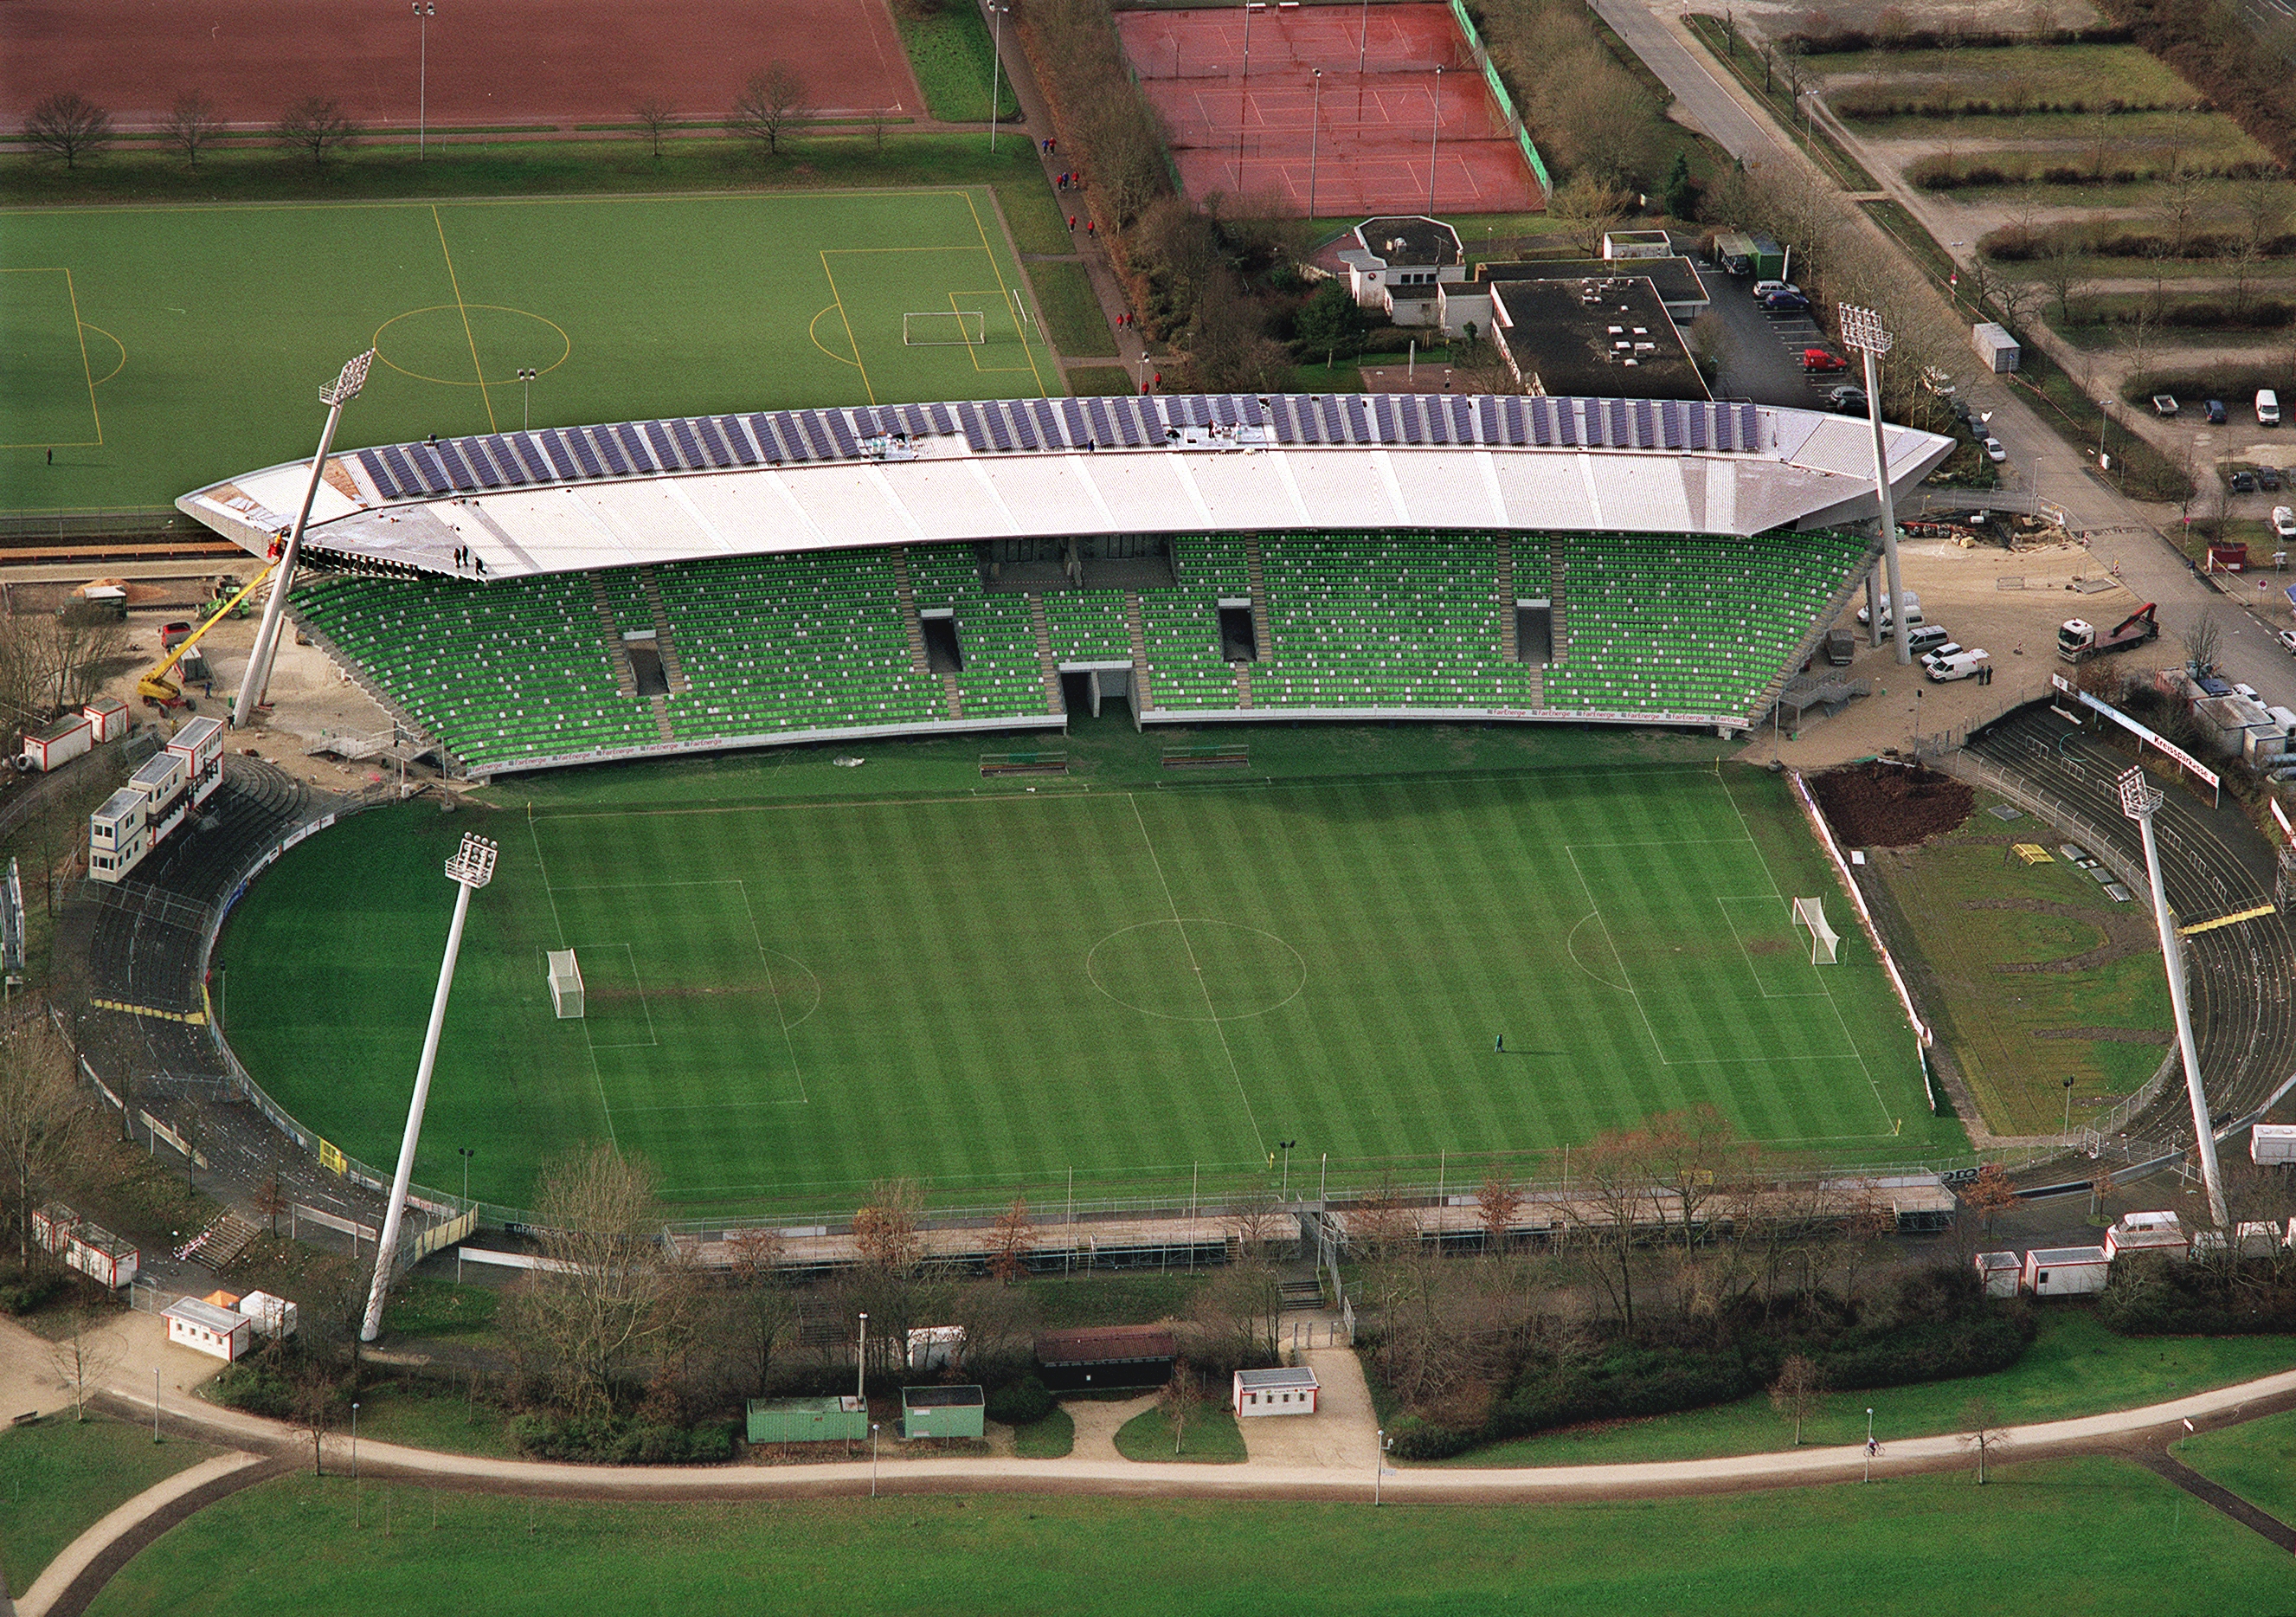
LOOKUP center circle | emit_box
[1086,919,1306,1022]
[372,304,573,388]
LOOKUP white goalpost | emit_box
[903,310,988,346]
[1791,897,1840,965]
[546,948,585,1018]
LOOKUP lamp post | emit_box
[456,1145,474,1282]
[153,1368,160,1443]
[351,1401,361,1479]
[1358,0,1370,76]
[1426,67,1442,216]
[857,1311,868,1403]
[518,368,537,431]
[412,3,434,160]
[1307,70,1323,220]
[1836,304,1910,667]
[2062,1076,2075,1135]
[1237,0,1260,191]
[1863,1407,1874,1481]
[2117,767,2229,1227]
[237,350,374,728]
[359,833,498,1341]
[987,3,1010,152]
[1277,1139,1296,1195]
[1374,1428,1392,1504]
[871,1422,881,1497]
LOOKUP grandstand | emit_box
[179,393,1952,777]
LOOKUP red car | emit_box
[1801,348,1849,373]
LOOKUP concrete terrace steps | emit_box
[585,572,641,699]
[892,548,934,676]
[1548,539,1571,665]
[1124,592,1156,711]
[1244,536,1274,660]
[634,568,691,695]
[1496,534,1517,662]
[1026,593,1064,712]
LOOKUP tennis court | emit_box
[1115,3,1544,216]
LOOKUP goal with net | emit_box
[1791,898,1839,965]
[904,310,987,346]
[546,949,585,1019]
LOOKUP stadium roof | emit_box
[177,393,1956,581]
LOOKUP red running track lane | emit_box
[0,0,923,127]
[1116,2,1542,216]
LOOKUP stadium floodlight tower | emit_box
[2116,766,2228,1227]
[1836,304,1911,666]
[235,349,374,730]
[359,832,498,1342]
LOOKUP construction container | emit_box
[1972,322,2021,373]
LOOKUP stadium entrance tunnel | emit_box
[1062,663,1135,720]
[1516,599,1553,664]
[922,609,964,673]
[623,635,671,697]
[1218,602,1259,663]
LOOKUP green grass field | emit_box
[214,743,1952,1217]
[79,1459,2296,1617]
[0,1418,216,1595]
[2177,1408,2296,1525]
[0,186,1053,514]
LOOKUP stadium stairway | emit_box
[1243,537,1275,660]
[1026,596,1064,713]
[636,569,691,694]
[891,549,934,675]
[1750,538,1885,725]
[1496,536,1517,661]
[1124,593,1156,712]
[585,574,640,699]
[1547,540,1571,665]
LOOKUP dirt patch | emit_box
[1808,760,1975,847]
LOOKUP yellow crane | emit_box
[137,563,278,712]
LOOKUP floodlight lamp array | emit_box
[2116,766,2164,822]
[444,833,498,889]
[1836,305,1893,357]
[322,350,376,408]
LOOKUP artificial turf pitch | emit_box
[215,759,1954,1215]
[0,188,1052,515]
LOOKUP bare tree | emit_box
[1547,172,1637,256]
[1476,1169,1523,1253]
[2042,241,2088,325]
[0,1006,77,1272]
[980,1196,1032,1285]
[633,96,677,160]
[2237,179,2288,254]
[252,1169,288,1236]
[1958,1163,2017,1240]
[1224,1189,1290,1259]
[730,64,809,157]
[273,97,358,169]
[853,1178,926,1275]
[504,1145,695,1420]
[1189,1259,1283,1369]
[718,1226,796,1395]
[2181,612,2222,676]
[49,1305,122,1421]
[1158,1358,1206,1453]
[1769,1352,1827,1445]
[22,92,112,168]
[1563,1124,1659,1329]
[41,602,127,711]
[1961,1395,2005,1484]
[1350,1175,1418,1261]
[163,90,226,168]
[2154,165,2212,262]
[295,1375,338,1474]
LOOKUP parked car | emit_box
[2232,468,2258,493]
[2207,398,2228,423]
[1762,290,1812,313]
[2152,394,2180,417]
[1920,641,1966,669]
[2234,681,2263,702]
[2276,628,2296,654]
[159,621,195,651]
[1801,347,1849,373]
[1983,435,2007,463]
[1920,366,1957,398]
[1826,385,1869,416]
[1926,647,1991,682]
[1906,623,1953,655]
[2264,467,2285,492]
[1752,280,1800,301]
[1856,590,1923,627]
[2275,506,2296,539]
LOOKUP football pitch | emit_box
[215,757,1958,1216]
[0,188,1052,515]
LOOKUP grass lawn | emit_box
[81,1458,2293,1615]
[1811,42,2201,113]
[330,1379,520,1460]
[0,1417,217,1595]
[1065,364,1137,396]
[1433,1310,2296,1467]
[1865,794,2169,1136]
[1114,1406,1245,1462]
[2177,1408,2296,1524]
[214,752,1949,1217]
[1026,1272,1204,1329]
[2,184,1056,516]
[379,1279,500,1341]
[1025,257,1116,357]
[895,3,1020,125]
[1012,1408,1076,1458]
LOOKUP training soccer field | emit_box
[215,751,1956,1216]
[0,188,1052,515]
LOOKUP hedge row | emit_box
[2094,0,2296,171]
[2074,298,2296,332]
[1984,225,2296,261]
[511,1413,736,1465]
[1783,25,2134,53]
[1836,97,2200,120]
[1913,155,2279,190]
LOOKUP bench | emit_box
[1162,744,1248,770]
[980,751,1068,777]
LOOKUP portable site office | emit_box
[747,1395,868,1445]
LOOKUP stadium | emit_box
[152,389,1970,1221]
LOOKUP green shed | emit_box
[747,1395,868,1445]
[901,1384,985,1440]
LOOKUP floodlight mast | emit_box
[1836,306,1910,667]
[360,833,498,1341]
[2117,768,2229,1227]
[235,351,374,730]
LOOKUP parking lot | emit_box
[1696,262,1868,413]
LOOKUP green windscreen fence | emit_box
[1448,0,1553,196]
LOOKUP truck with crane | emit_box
[136,564,274,713]
[2057,603,2160,664]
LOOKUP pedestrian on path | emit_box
[1495,1034,1504,1053]
[1069,215,1077,230]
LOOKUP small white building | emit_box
[2252,1123,2296,1165]
[2103,1211,2189,1262]
[61,1220,138,1289]
[236,1289,299,1338]
[2022,1245,2110,1296]
[1335,216,1468,326]
[1973,1251,2021,1298]
[1233,1365,1319,1417]
[164,1296,252,1362]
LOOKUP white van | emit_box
[1905,623,1952,655]
[1855,589,1923,627]
[2260,389,2282,426]
[1926,647,1991,682]
[2273,506,2296,539]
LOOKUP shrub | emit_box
[0,1271,64,1316]
[2098,1253,2296,1336]
[985,1375,1055,1427]
[210,1362,295,1419]
[510,1413,735,1464]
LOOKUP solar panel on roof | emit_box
[956,403,991,452]
[1033,399,1067,447]
[987,404,1016,451]
[1060,398,1090,445]
[1739,403,1761,451]
[567,429,604,479]
[540,432,579,480]
[642,421,679,469]
[509,434,553,481]
[800,412,838,458]
[1557,402,1579,447]
[695,416,733,467]
[1607,399,1631,447]
[1113,398,1144,447]
[457,438,502,488]
[595,429,631,477]
[1210,395,1235,427]
[1527,398,1551,446]
[1630,400,1654,448]
[358,449,402,500]
[669,418,704,467]
[1687,403,1709,451]
[1242,395,1266,428]
[482,435,524,486]
[408,444,451,494]
[825,412,859,457]
[1451,396,1475,440]
[1504,396,1528,447]
[928,403,955,435]
[614,423,655,473]
[745,415,788,461]
[850,408,879,437]
[1343,397,1372,442]
[721,416,758,466]
[1659,401,1683,450]
[1371,396,1397,441]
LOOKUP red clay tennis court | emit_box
[0,0,918,128]
[1115,3,1543,218]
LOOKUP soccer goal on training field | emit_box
[1791,897,1839,965]
[546,948,585,1018]
[904,310,988,346]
